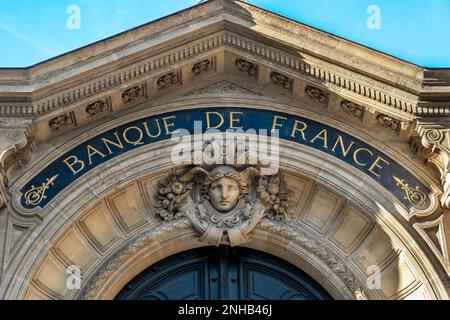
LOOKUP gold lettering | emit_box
[123,126,145,146]
[368,156,390,177]
[229,112,244,129]
[353,148,373,166]
[331,135,355,157]
[101,132,124,155]
[310,129,328,149]
[205,112,224,129]
[291,120,308,141]
[87,145,106,165]
[143,119,162,138]
[272,115,288,131]
[162,116,177,135]
[63,156,85,175]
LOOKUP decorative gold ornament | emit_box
[393,176,427,207]
[24,175,59,206]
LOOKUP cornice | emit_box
[0,30,446,121]
[0,0,448,121]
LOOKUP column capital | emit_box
[0,127,32,208]
[416,122,450,208]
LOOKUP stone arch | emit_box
[2,100,448,300]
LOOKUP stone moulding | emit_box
[81,218,192,300]
[258,219,368,300]
[81,218,367,300]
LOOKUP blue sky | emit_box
[0,0,448,68]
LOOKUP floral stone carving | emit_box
[155,165,290,246]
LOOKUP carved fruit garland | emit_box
[154,174,192,221]
[257,174,290,220]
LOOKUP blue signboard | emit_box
[20,107,430,210]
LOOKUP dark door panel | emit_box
[116,246,332,300]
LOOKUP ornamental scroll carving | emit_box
[155,165,290,246]
[416,124,450,208]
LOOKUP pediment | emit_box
[185,80,262,97]
[0,0,448,205]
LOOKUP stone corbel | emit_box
[0,128,31,208]
[416,123,450,209]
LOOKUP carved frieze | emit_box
[340,100,364,119]
[376,113,401,133]
[235,59,258,77]
[157,72,181,90]
[270,71,293,92]
[86,99,111,117]
[49,113,75,132]
[305,86,329,106]
[155,165,290,246]
[122,86,145,104]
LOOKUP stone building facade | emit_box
[0,0,449,300]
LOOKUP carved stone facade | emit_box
[0,0,449,301]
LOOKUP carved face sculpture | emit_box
[208,176,241,213]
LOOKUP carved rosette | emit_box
[305,86,329,106]
[270,72,293,92]
[340,100,364,119]
[157,72,180,90]
[86,100,111,117]
[49,113,75,132]
[375,114,401,133]
[155,166,290,247]
[122,86,144,104]
[416,124,450,208]
[192,59,214,76]
[235,59,258,77]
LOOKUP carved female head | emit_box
[201,166,248,213]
